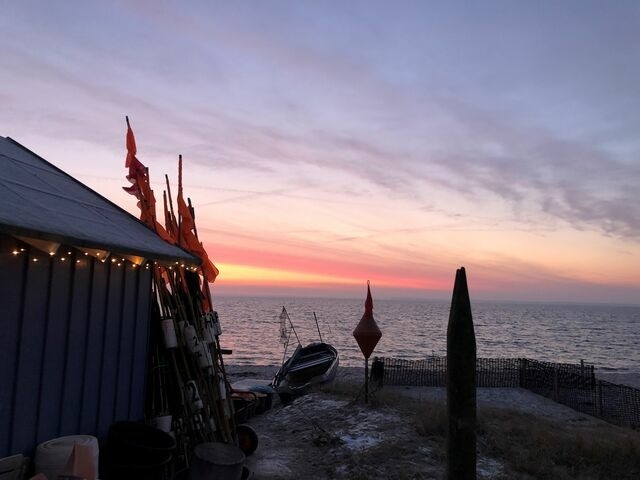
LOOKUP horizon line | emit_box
[210,290,640,308]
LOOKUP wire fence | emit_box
[373,356,640,429]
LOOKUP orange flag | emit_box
[122,118,175,245]
[177,194,219,281]
[177,155,219,282]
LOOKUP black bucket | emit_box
[188,443,245,480]
[233,401,249,424]
[103,421,176,479]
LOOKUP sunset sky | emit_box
[2,1,639,304]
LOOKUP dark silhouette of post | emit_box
[446,267,476,480]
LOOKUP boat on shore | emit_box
[271,341,339,404]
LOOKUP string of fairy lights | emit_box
[8,240,199,272]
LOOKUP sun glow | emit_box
[215,263,359,286]
[215,262,448,292]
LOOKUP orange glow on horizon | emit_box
[214,262,447,291]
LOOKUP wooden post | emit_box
[553,366,559,401]
[596,381,603,417]
[447,267,476,480]
[365,358,369,403]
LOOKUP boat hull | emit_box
[272,343,339,403]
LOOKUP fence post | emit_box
[596,381,603,418]
[371,357,384,389]
[553,366,559,401]
[519,358,527,388]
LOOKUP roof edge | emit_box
[3,136,200,264]
[0,222,200,265]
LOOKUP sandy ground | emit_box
[225,365,611,479]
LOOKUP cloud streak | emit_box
[2,1,639,302]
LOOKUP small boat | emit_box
[271,341,339,404]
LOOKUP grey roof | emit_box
[0,136,199,263]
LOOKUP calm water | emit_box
[214,296,639,373]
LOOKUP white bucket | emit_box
[197,343,213,369]
[151,414,173,433]
[161,318,178,348]
[184,324,200,353]
[212,311,222,336]
[34,435,99,480]
[202,313,215,344]
[186,380,204,410]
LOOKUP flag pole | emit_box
[183,186,235,436]
[177,155,183,247]
[188,196,214,310]
[313,312,324,343]
[165,174,178,236]
[365,358,369,403]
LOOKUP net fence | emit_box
[373,357,640,429]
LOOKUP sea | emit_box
[213,296,639,374]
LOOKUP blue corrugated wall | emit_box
[0,233,152,457]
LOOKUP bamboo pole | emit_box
[168,270,225,441]
[165,174,178,236]
[187,196,237,439]
[155,269,219,445]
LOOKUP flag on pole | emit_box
[122,117,175,244]
[177,155,219,282]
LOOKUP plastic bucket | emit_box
[34,435,99,480]
[188,443,244,480]
[107,421,175,466]
[101,445,172,480]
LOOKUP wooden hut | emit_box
[0,136,199,458]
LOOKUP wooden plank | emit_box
[59,255,93,435]
[0,237,28,457]
[79,259,109,434]
[129,267,152,419]
[96,263,125,437]
[114,264,139,421]
[10,252,51,455]
[36,254,73,443]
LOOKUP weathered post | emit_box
[596,381,603,417]
[353,281,382,403]
[447,267,476,480]
[519,358,527,388]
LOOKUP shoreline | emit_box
[225,364,640,390]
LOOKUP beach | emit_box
[227,364,621,422]
[226,365,640,479]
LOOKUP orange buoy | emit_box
[353,281,382,359]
